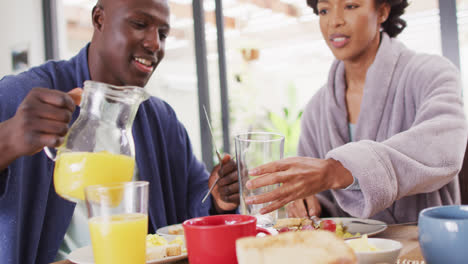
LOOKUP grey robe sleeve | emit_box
[327,55,467,218]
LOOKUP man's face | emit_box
[94,0,170,87]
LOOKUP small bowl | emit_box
[345,238,402,264]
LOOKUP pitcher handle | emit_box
[255,227,271,236]
[43,147,57,161]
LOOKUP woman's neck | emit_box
[344,33,381,91]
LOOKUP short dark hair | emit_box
[306,0,409,38]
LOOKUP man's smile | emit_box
[133,56,156,73]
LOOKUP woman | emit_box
[244,0,467,223]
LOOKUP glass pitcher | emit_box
[45,80,150,202]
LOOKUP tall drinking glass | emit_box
[85,181,149,264]
[235,132,285,227]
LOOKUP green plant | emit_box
[266,82,303,157]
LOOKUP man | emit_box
[0,0,240,263]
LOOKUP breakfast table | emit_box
[374,225,424,263]
[52,225,423,264]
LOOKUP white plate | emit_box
[68,245,188,264]
[323,217,387,237]
[156,224,183,237]
[156,224,186,248]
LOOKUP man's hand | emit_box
[287,195,321,218]
[0,88,82,170]
[210,154,239,213]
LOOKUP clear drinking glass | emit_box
[235,132,285,227]
[85,181,149,264]
[45,80,149,202]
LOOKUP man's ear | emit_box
[92,5,104,31]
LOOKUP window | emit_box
[58,0,446,158]
[458,0,468,115]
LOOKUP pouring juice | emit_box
[44,80,149,203]
[53,151,135,201]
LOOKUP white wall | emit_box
[0,0,45,78]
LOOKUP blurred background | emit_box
[0,0,467,168]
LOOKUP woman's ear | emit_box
[91,5,105,32]
[378,2,391,24]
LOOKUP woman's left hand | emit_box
[245,157,352,214]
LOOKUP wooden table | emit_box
[374,225,424,263]
[52,225,423,264]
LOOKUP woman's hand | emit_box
[287,195,322,218]
[245,157,352,214]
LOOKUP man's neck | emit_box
[87,40,99,82]
[88,39,114,84]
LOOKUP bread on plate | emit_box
[236,230,357,264]
[273,217,313,230]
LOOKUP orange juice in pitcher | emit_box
[53,151,135,201]
[44,81,149,202]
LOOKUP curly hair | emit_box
[306,0,409,38]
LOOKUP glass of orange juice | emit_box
[85,181,149,264]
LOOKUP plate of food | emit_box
[157,223,184,237]
[68,234,187,264]
[273,217,387,238]
[325,217,387,237]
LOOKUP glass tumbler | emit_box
[235,132,284,227]
[85,181,149,264]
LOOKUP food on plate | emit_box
[145,234,185,260]
[170,236,186,249]
[335,222,359,239]
[320,220,336,232]
[346,235,380,252]
[273,217,307,230]
[166,244,182,256]
[236,230,357,264]
[273,218,360,238]
[168,224,184,235]
[146,246,166,260]
[146,233,169,247]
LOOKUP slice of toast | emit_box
[236,230,357,264]
[168,224,184,235]
[273,218,303,229]
[166,244,182,256]
[146,245,166,260]
[146,244,182,260]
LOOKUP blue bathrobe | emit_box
[0,45,212,264]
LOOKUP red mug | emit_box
[182,214,270,264]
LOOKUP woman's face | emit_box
[317,0,388,62]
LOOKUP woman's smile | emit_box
[329,33,350,49]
